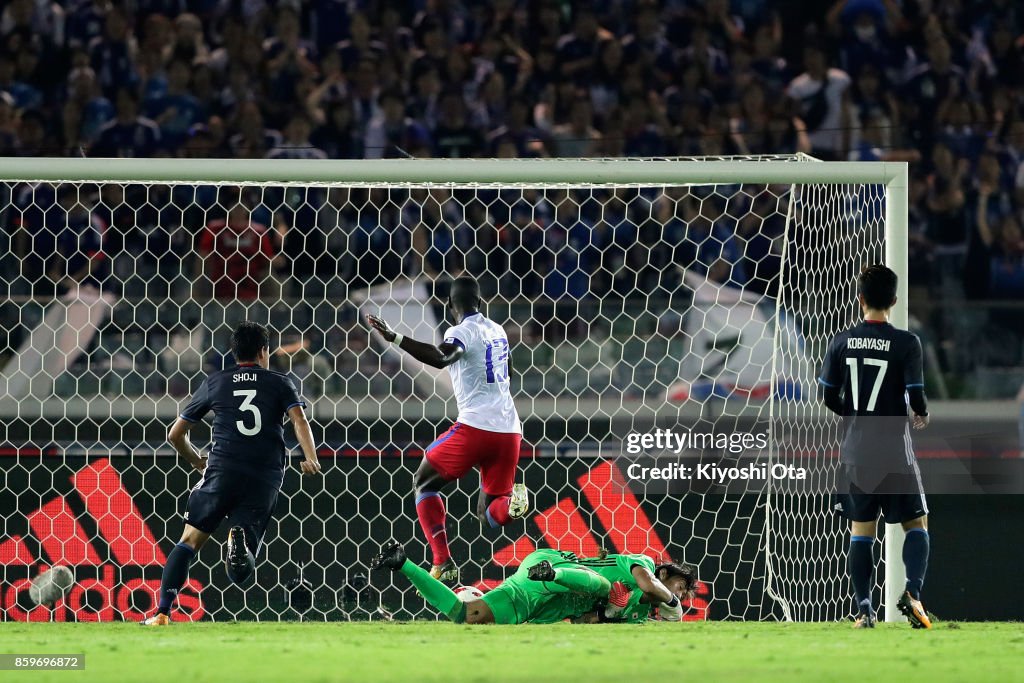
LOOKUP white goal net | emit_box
[0,156,902,622]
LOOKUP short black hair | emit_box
[230,321,269,362]
[858,264,898,310]
[448,276,481,312]
[656,560,698,599]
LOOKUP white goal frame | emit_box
[0,156,909,622]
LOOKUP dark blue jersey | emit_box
[819,321,926,469]
[179,363,305,485]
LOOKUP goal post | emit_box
[882,162,910,623]
[0,156,909,623]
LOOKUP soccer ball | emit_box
[29,566,75,606]
[454,585,484,603]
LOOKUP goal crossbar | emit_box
[0,157,908,188]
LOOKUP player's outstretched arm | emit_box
[365,314,465,369]
[167,418,207,473]
[288,405,322,475]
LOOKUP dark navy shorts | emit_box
[834,464,928,525]
[184,467,280,556]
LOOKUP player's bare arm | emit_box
[168,417,207,473]
[288,405,322,475]
[365,313,465,369]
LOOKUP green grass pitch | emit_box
[1,621,1021,682]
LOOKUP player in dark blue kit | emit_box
[819,265,932,630]
[141,322,321,626]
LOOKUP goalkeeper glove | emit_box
[603,581,631,620]
[658,595,684,622]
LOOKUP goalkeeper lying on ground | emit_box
[371,542,697,624]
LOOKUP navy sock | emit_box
[902,528,930,599]
[226,546,256,585]
[158,542,196,615]
[848,535,875,614]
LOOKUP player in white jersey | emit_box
[367,277,530,583]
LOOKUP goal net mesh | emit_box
[0,156,887,622]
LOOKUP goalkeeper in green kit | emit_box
[371,541,697,624]
[555,548,698,623]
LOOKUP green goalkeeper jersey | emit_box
[573,553,657,623]
[574,553,656,590]
[483,549,609,624]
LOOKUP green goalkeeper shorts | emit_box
[482,549,598,625]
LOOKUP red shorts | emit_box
[424,422,522,496]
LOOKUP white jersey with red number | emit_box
[442,312,521,434]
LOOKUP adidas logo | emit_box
[479,462,710,620]
[0,457,205,622]
[2,458,704,621]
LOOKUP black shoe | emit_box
[527,560,556,582]
[853,612,876,628]
[226,526,249,574]
[371,541,407,571]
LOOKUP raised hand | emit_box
[365,313,397,342]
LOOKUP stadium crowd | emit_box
[2,0,1024,398]
[0,1,1023,295]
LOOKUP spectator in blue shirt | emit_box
[969,179,1024,299]
[88,8,137,96]
[90,87,161,158]
[267,114,327,160]
[434,89,484,158]
[677,195,746,286]
[545,193,596,301]
[364,87,432,159]
[46,184,112,295]
[621,98,666,157]
[557,7,605,85]
[621,4,674,86]
[903,37,965,137]
[832,3,902,79]
[15,108,47,156]
[63,66,115,149]
[65,0,109,50]
[144,59,205,152]
[0,51,42,111]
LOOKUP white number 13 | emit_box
[845,357,888,411]
[233,389,262,435]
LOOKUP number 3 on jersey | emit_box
[233,389,262,435]
[484,339,509,383]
